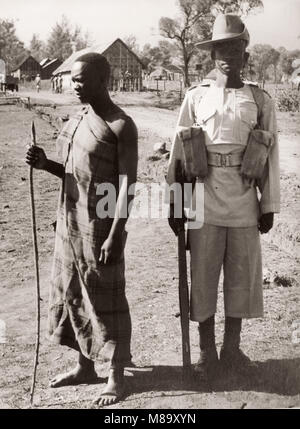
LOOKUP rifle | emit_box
[175,160,191,380]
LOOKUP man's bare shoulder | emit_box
[106,109,138,142]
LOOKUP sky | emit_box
[1,0,300,51]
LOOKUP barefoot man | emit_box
[26,53,138,406]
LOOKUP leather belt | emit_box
[207,152,244,167]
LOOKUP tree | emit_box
[250,44,280,83]
[159,0,212,86]
[29,34,46,62]
[192,49,215,79]
[46,15,90,61]
[268,47,280,83]
[72,25,91,52]
[159,0,263,87]
[140,40,177,70]
[278,47,300,78]
[123,35,140,55]
[211,0,263,16]
[0,19,28,72]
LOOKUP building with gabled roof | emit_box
[53,38,145,92]
[40,58,51,67]
[41,58,62,80]
[149,65,183,81]
[11,55,41,81]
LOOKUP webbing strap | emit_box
[249,85,265,129]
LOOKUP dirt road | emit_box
[0,94,299,409]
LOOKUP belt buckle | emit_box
[215,153,222,167]
[226,154,232,167]
[221,154,232,167]
[220,154,227,167]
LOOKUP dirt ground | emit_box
[0,90,299,409]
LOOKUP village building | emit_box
[40,58,51,68]
[53,38,144,92]
[148,65,183,81]
[40,58,62,80]
[11,55,41,81]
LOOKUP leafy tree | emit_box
[123,35,140,55]
[140,43,152,68]
[159,0,212,86]
[141,40,177,70]
[192,49,215,79]
[268,48,280,83]
[72,25,91,52]
[46,15,90,61]
[159,0,263,87]
[278,47,300,78]
[250,44,280,83]
[211,0,263,16]
[0,19,28,72]
[29,34,46,62]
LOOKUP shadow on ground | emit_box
[126,358,300,397]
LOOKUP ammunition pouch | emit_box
[241,130,274,180]
[177,125,208,181]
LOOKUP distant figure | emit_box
[58,74,63,93]
[35,74,41,93]
[54,75,59,93]
[124,70,132,92]
[50,76,55,93]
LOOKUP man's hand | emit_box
[25,146,48,170]
[99,235,123,265]
[258,212,274,234]
[168,204,186,236]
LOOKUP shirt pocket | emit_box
[238,102,257,145]
[196,106,217,140]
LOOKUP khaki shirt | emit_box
[166,83,280,227]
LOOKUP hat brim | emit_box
[196,29,248,50]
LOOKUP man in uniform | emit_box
[26,53,138,405]
[167,14,280,379]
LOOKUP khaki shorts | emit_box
[188,224,263,322]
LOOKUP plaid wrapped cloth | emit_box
[48,106,132,366]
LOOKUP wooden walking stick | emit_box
[175,160,191,381]
[29,120,41,404]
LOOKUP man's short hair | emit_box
[76,52,111,84]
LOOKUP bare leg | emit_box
[50,352,97,388]
[93,367,125,407]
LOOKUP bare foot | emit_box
[93,369,125,407]
[50,364,98,388]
